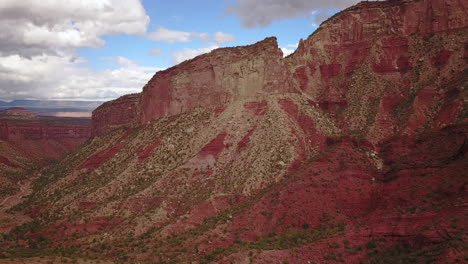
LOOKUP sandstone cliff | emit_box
[140,37,293,123]
[93,0,467,144]
[91,94,140,136]
[287,0,467,143]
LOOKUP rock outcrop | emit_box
[91,94,140,136]
[140,37,293,123]
[287,0,467,143]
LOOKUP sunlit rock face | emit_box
[91,94,140,136]
[140,37,294,123]
[287,0,467,144]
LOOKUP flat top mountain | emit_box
[0,0,466,263]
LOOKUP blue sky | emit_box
[79,0,322,71]
[0,0,359,101]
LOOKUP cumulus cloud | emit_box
[0,0,161,101]
[212,32,236,44]
[226,0,361,28]
[172,46,219,64]
[280,47,295,57]
[0,0,236,101]
[279,43,298,57]
[0,54,161,101]
[0,0,149,57]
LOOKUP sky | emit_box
[0,0,363,102]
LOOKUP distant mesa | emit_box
[2,107,37,118]
[0,99,103,118]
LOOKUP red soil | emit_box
[243,101,268,116]
[237,127,256,152]
[79,141,127,170]
[199,132,227,159]
[0,156,18,168]
[138,140,161,161]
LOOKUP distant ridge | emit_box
[0,99,103,112]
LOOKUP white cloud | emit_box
[212,32,236,44]
[280,47,295,57]
[148,48,163,56]
[0,0,161,101]
[0,54,162,101]
[147,26,208,43]
[226,0,362,28]
[279,43,298,57]
[0,0,237,101]
[172,46,219,64]
[0,0,149,57]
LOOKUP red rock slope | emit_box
[0,108,92,217]
[2,0,466,263]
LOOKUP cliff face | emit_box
[140,37,293,123]
[4,1,468,263]
[91,94,140,136]
[287,0,467,143]
[93,0,467,143]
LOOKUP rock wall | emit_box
[289,0,467,78]
[140,37,293,123]
[91,94,140,136]
[287,0,468,143]
[92,1,466,140]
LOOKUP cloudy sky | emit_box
[0,0,362,101]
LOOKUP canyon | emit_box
[0,0,466,263]
[0,107,91,219]
[0,107,91,165]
